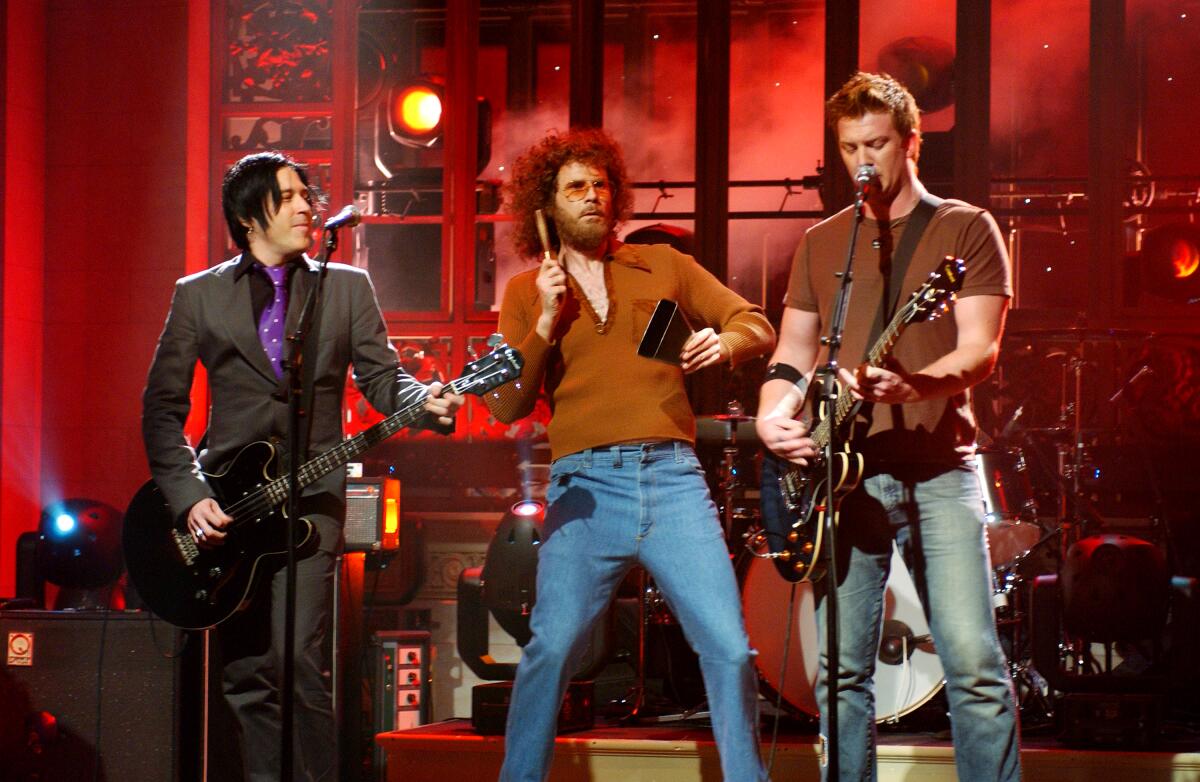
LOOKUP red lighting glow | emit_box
[393,85,442,134]
[1169,239,1199,279]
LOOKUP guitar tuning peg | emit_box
[466,344,479,361]
[486,332,504,348]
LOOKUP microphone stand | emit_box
[819,178,868,780]
[280,226,337,782]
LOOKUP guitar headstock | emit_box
[453,342,525,397]
[902,256,966,325]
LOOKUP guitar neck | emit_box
[808,313,908,451]
[270,378,467,504]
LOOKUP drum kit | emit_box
[625,325,1171,724]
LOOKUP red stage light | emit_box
[388,82,443,148]
[1139,222,1200,301]
[1169,238,1199,278]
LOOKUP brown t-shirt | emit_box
[487,241,775,461]
[785,198,1012,465]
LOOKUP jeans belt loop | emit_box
[673,440,684,463]
[611,445,622,468]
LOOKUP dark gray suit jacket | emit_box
[142,255,430,525]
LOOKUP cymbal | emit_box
[1005,327,1152,343]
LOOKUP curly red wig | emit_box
[504,128,634,258]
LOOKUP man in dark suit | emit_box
[142,151,462,780]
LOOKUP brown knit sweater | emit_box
[485,241,775,461]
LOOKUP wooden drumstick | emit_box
[535,208,555,265]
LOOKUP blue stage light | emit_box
[53,513,76,535]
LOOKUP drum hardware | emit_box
[610,569,709,724]
[696,404,761,542]
[878,620,932,667]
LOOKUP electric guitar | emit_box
[763,257,966,582]
[122,344,524,629]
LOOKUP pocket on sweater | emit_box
[631,298,658,345]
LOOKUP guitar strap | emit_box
[864,191,944,359]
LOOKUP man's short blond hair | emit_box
[826,71,922,146]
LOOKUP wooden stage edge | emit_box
[378,719,1200,781]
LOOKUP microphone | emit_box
[855,164,877,194]
[320,205,362,231]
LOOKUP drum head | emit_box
[740,545,944,722]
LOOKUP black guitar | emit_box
[123,345,524,629]
[762,257,965,582]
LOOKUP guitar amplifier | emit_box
[346,477,401,553]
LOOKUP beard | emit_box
[552,204,612,252]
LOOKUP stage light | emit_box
[1139,222,1200,302]
[480,501,545,631]
[456,500,546,679]
[1061,534,1169,642]
[511,499,544,517]
[388,81,444,149]
[36,498,125,610]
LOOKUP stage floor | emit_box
[377,718,1200,781]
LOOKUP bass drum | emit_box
[740,544,944,723]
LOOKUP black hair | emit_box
[221,151,322,252]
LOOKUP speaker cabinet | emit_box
[0,610,201,782]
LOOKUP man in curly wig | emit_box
[486,128,775,782]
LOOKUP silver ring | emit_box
[196,529,205,539]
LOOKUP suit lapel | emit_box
[285,256,319,338]
[215,256,279,383]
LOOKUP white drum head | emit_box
[741,545,944,722]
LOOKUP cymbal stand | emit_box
[1053,353,1093,678]
[615,569,706,724]
[1052,353,1090,549]
[616,567,648,723]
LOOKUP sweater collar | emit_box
[607,240,651,271]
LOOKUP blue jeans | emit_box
[764,457,1020,781]
[499,441,768,782]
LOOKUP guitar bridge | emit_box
[172,528,199,565]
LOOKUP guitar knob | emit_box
[787,531,799,542]
[802,542,814,554]
[779,550,792,561]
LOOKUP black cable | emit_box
[92,605,111,782]
[765,581,799,778]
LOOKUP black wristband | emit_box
[764,362,804,386]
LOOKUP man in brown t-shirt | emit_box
[757,73,1021,780]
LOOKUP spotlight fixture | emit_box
[36,498,125,609]
[387,81,443,148]
[1140,222,1200,302]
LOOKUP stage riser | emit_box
[378,726,1200,782]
